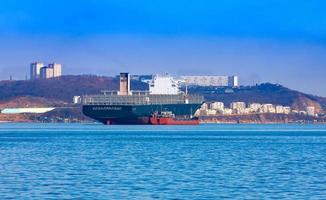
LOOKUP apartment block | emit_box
[30,62,44,80]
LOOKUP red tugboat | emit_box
[150,111,199,125]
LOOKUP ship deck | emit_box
[82,93,203,106]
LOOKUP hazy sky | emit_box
[0,0,325,96]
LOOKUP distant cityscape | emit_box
[197,102,317,117]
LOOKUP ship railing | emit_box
[101,90,118,95]
[130,90,150,95]
[101,90,150,96]
[82,94,203,105]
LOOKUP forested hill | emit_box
[0,75,148,103]
[0,75,325,113]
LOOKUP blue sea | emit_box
[0,123,326,199]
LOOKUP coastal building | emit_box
[260,104,276,113]
[194,100,317,117]
[222,108,233,115]
[283,107,291,114]
[206,109,217,116]
[230,102,246,110]
[180,75,239,87]
[30,62,44,80]
[249,103,262,113]
[210,102,224,111]
[243,108,251,114]
[196,103,209,116]
[306,106,315,116]
[275,105,292,114]
[197,109,207,116]
[275,105,285,114]
[196,100,316,117]
[201,103,209,110]
[230,102,246,114]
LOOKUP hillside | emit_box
[0,75,148,104]
[0,76,325,114]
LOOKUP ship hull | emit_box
[82,104,201,125]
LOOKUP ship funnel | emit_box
[119,72,130,95]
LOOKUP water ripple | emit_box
[0,123,326,199]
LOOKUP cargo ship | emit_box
[82,73,203,125]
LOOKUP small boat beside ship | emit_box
[82,73,203,125]
[149,111,199,125]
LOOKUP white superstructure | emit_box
[149,74,180,95]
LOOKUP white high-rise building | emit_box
[228,76,239,87]
[30,62,44,80]
[48,63,62,78]
[40,67,54,79]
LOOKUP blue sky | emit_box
[0,0,325,95]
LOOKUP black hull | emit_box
[82,104,201,125]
